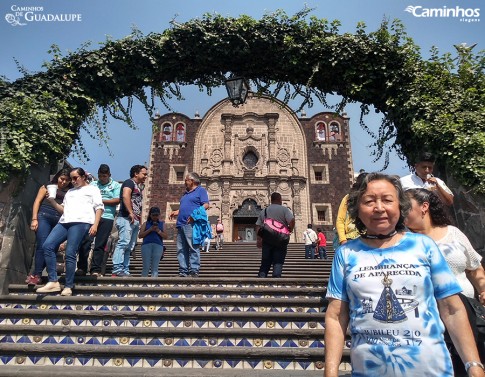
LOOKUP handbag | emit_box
[257,209,290,247]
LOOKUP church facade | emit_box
[144,94,354,243]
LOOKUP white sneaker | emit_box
[60,287,72,296]
[36,282,61,293]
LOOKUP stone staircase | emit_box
[0,243,351,376]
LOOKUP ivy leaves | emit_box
[0,10,483,192]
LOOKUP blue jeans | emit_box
[176,224,200,275]
[33,205,61,276]
[141,243,164,277]
[318,246,328,260]
[42,222,90,288]
[112,217,139,275]
[305,244,315,259]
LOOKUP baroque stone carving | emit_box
[210,149,223,167]
[277,147,291,167]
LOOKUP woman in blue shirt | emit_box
[324,173,484,377]
[138,206,166,277]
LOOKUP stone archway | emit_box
[2,11,483,193]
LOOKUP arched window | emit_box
[329,122,341,141]
[175,123,186,142]
[315,122,326,141]
[161,122,173,141]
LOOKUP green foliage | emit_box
[0,10,483,192]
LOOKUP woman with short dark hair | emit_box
[325,173,484,377]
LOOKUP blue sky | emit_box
[1,0,483,180]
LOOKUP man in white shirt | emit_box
[303,224,318,259]
[400,151,454,206]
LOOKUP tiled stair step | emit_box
[0,325,328,350]
[0,300,324,316]
[0,365,350,377]
[8,278,327,297]
[0,324,325,339]
[0,307,326,326]
[0,341,350,373]
[0,343,350,371]
[0,296,325,313]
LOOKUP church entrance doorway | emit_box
[232,199,261,242]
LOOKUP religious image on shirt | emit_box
[358,262,420,323]
[373,274,407,323]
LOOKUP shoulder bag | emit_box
[257,209,291,247]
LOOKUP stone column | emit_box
[266,116,278,174]
[221,115,234,175]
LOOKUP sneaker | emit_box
[112,271,130,277]
[178,272,187,277]
[25,275,41,285]
[60,287,72,296]
[189,271,199,277]
[75,269,86,276]
[36,282,61,293]
[90,272,100,277]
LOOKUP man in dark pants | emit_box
[255,192,295,278]
[90,164,121,276]
[77,164,121,276]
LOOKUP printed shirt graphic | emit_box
[326,232,462,377]
[119,179,142,220]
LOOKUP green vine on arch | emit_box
[0,10,483,192]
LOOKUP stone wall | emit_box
[0,166,49,294]
[448,175,485,257]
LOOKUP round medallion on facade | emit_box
[277,148,290,166]
[210,149,223,167]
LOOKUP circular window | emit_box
[243,151,258,169]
